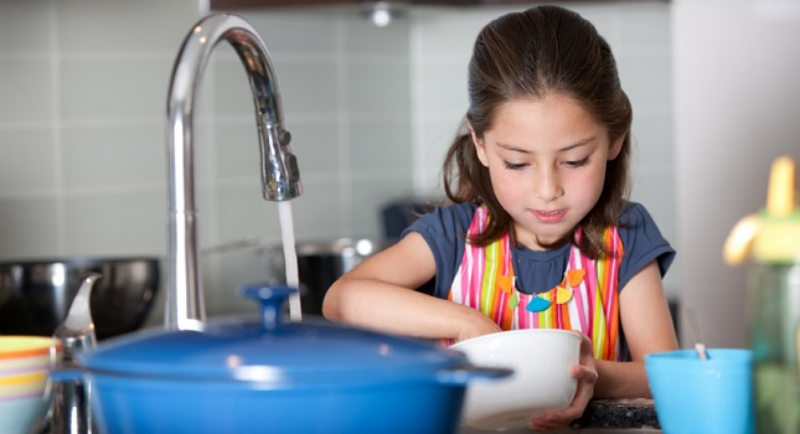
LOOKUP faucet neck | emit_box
[165,13,302,330]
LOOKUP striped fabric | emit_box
[447,207,624,361]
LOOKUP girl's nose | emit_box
[534,167,564,202]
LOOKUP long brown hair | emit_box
[443,5,632,259]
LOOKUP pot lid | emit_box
[77,286,467,384]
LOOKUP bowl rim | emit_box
[450,328,582,350]
[0,337,62,360]
[0,256,160,267]
[644,348,752,365]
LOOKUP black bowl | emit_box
[0,257,160,340]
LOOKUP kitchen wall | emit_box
[0,1,675,322]
[673,0,800,348]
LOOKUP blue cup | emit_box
[645,349,753,434]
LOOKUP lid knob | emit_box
[242,285,297,331]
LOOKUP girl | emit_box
[323,5,678,431]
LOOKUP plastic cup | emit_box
[645,348,753,434]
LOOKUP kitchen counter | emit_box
[38,397,660,433]
[463,429,660,433]
[461,398,661,433]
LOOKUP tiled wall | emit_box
[0,1,675,321]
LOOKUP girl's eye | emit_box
[563,157,589,168]
[503,161,527,171]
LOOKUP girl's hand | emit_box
[456,307,503,342]
[528,332,598,431]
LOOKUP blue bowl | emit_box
[645,349,753,434]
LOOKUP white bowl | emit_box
[451,329,581,431]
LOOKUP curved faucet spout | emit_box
[166,13,302,330]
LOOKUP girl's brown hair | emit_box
[443,5,632,259]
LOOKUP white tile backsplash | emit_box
[62,124,166,190]
[55,0,199,52]
[349,119,412,171]
[215,184,283,243]
[272,60,341,114]
[63,190,167,256]
[617,4,672,48]
[0,0,53,53]
[59,57,173,121]
[281,119,342,175]
[350,177,415,240]
[0,58,54,124]
[345,60,411,112]
[630,111,675,168]
[346,23,410,55]
[243,11,341,53]
[617,52,673,109]
[418,60,469,113]
[210,56,261,116]
[0,198,60,258]
[0,129,57,194]
[0,1,676,307]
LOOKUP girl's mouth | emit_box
[532,208,567,224]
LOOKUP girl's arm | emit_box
[594,259,680,398]
[322,232,502,341]
[529,260,677,430]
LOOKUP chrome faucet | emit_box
[165,14,302,330]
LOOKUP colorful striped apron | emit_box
[447,207,624,361]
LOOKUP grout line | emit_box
[52,51,176,60]
[59,117,163,128]
[0,185,164,201]
[335,16,352,237]
[49,0,66,256]
[409,12,428,196]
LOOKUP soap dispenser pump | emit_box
[724,155,800,434]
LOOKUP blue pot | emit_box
[55,286,510,434]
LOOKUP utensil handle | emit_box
[49,368,93,434]
[435,364,513,386]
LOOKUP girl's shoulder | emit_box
[620,201,656,225]
[404,201,477,238]
[617,201,676,282]
[402,202,478,298]
[618,201,666,239]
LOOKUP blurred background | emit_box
[0,0,797,347]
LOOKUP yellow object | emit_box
[767,156,796,217]
[555,287,573,304]
[724,156,800,265]
[723,214,760,265]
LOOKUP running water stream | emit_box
[278,201,302,321]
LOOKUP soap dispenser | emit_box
[724,155,800,434]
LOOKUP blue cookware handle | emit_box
[436,364,514,386]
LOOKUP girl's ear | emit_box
[608,134,625,160]
[469,124,489,167]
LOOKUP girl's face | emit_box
[471,93,623,250]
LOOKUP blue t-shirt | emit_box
[403,201,675,299]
